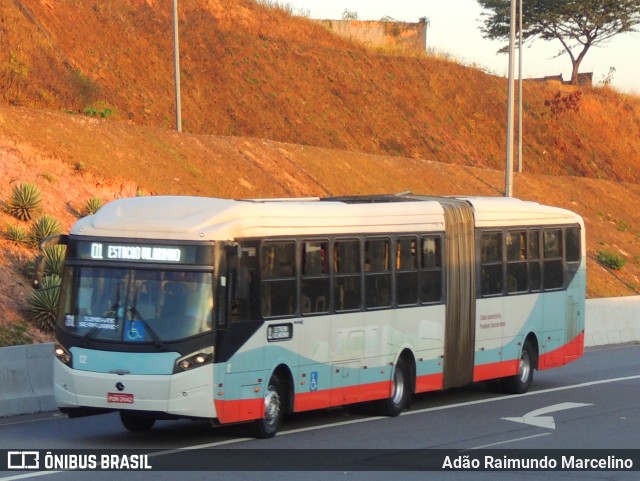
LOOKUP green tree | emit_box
[478,0,640,84]
[342,9,359,20]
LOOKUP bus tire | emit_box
[249,374,283,439]
[376,358,410,417]
[503,341,535,394]
[120,412,156,431]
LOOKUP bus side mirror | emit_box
[32,255,46,289]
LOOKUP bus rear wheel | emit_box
[503,341,535,394]
[249,374,283,439]
[376,358,410,417]
[120,412,156,431]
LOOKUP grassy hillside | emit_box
[2,103,640,345]
[1,0,639,344]
[3,0,640,180]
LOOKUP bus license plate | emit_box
[107,393,134,404]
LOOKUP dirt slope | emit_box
[1,105,639,343]
[1,0,639,343]
[2,0,640,181]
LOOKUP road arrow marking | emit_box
[501,402,593,429]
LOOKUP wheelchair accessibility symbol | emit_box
[125,320,145,341]
[310,371,318,391]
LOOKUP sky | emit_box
[282,0,640,95]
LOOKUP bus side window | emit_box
[260,242,296,318]
[365,238,391,309]
[420,235,442,303]
[543,229,563,289]
[565,226,581,263]
[506,230,527,293]
[229,244,259,322]
[334,239,361,311]
[396,237,418,306]
[480,231,503,296]
[528,229,541,291]
[301,240,330,315]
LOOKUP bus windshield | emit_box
[59,267,214,343]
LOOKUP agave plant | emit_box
[30,214,63,247]
[4,223,30,245]
[82,196,104,216]
[5,182,43,221]
[28,274,61,331]
[42,244,67,277]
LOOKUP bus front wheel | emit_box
[249,374,283,438]
[120,412,156,431]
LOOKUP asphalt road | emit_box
[1,344,639,480]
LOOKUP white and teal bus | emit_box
[50,194,585,437]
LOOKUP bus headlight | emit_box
[54,344,72,367]
[174,346,214,373]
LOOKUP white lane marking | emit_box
[0,473,61,481]
[501,402,593,429]
[464,432,552,450]
[403,374,640,416]
[1,374,639,480]
[0,414,65,429]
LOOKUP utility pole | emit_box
[517,0,523,173]
[505,0,516,197]
[173,0,182,132]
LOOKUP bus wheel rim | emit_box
[518,350,531,384]
[263,386,280,427]
[391,367,405,405]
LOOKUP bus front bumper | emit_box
[54,360,216,419]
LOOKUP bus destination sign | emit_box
[89,243,182,263]
[69,238,215,266]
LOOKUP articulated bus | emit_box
[49,194,585,437]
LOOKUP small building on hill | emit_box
[527,72,593,87]
[315,19,427,53]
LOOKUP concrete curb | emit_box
[0,343,56,418]
[0,296,638,418]
[584,296,640,347]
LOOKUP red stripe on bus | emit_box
[215,373,446,424]
[294,372,447,412]
[214,398,265,424]
[215,335,584,425]
[473,332,585,381]
[294,380,390,412]
[415,373,444,393]
[473,359,519,382]
[538,332,584,370]
[215,381,391,424]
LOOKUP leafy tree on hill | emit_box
[342,9,359,20]
[477,0,640,84]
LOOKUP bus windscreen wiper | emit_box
[79,327,98,346]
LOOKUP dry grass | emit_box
[1,0,639,181]
[0,0,639,343]
[1,103,639,299]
